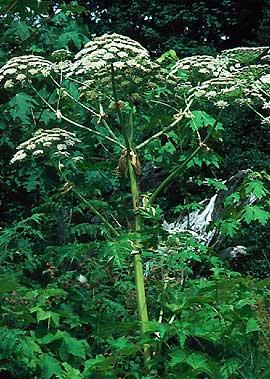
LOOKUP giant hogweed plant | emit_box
[1,34,270,376]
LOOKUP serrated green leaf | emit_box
[224,192,241,207]
[186,353,209,371]
[0,274,19,293]
[169,350,186,367]
[220,219,239,237]
[31,307,60,327]
[61,335,89,358]
[84,356,114,374]
[188,110,223,131]
[62,363,83,379]
[9,93,38,125]
[219,358,241,379]
[241,205,269,225]
[39,354,63,379]
[245,180,267,199]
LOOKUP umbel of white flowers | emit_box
[10,129,81,164]
[68,33,155,76]
[1,34,270,125]
[169,46,270,109]
[0,55,53,89]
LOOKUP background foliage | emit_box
[0,1,270,378]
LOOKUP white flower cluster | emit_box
[170,55,229,81]
[220,46,270,64]
[66,33,156,78]
[0,55,53,88]
[10,128,81,164]
[51,49,72,62]
[170,46,270,105]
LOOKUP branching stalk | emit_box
[136,98,193,150]
[30,83,125,148]
[148,110,222,204]
[50,74,100,117]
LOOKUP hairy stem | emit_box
[110,65,149,360]
[127,159,150,361]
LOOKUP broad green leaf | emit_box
[0,274,19,293]
[188,110,223,131]
[62,363,83,379]
[108,336,140,356]
[38,331,66,344]
[245,180,267,199]
[17,21,31,41]
[186,353,209,371]
[157,49,179,64]
[241,205,270,225]
[224,192,241,207]
[61,335,89,358]
[220,219,239,237]
[219,358,241,379]
[169,350,186,367]
[84,356,114,374]
[39,354,63,379]
[31,307,60,327]
[177,330,188,349]
[9,93,38,125]
[246,317,260,333]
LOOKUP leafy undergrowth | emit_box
[1,227,270,378]
[0,5,270,378]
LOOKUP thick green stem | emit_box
[110,65,149,360]
[127,159,150,361]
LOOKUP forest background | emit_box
[0,1,270,378]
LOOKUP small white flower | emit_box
[33,149,44,156]
[25,143,36,150]
[10,150,27,164]
[262,102,270,109]
[16,73,26,81]
[206,90,217,98]
[28,69,38,75]
[56,110,62,119]
[77,274,87,284]
[198,68,209,74]
[56,144,67,150]
[103,52,115,60]
[4,79,14,89]
[261,117,270,125]
[260,74,270,84]
[72,156,83,162]
[4,68,17,75]
[215,100,229,109]
[117,51,128,59]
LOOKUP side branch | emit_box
[30,83,125,148]
[148,110,223,204]
[136,98,193,150]
[75,192,120,238]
